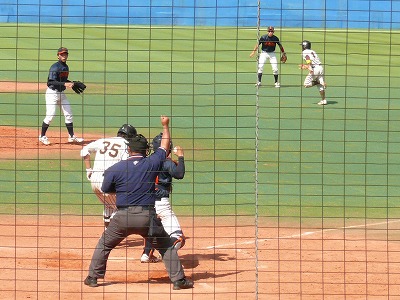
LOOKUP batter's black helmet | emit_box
[301,40,311,50]
[152,132,173,151]
[117,124,137,139]
[128,134,149,155]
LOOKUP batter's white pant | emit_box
[155,197,182,238]
[258,51,279,75]
[44,88,73,124]
[304,65,326,91]
[90,171,117,220]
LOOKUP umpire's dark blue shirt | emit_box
[101,147,167,207]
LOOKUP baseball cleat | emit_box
[255,82,261,87]
[140,253,162,263]
[275,82,280,88]
[39,136,51,145]
[173,277,194,290]
[84,276,98,287]
[318,99,327,105]
[68,135,84,143]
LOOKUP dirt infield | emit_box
[1,122,399,298]
[1,214,399,299]
[0,81,47,93]
[0,126,104,159]
[0,215,260,299]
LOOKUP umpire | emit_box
[84,115,193,290]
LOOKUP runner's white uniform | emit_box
[302,48,326,91]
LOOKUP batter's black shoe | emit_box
[84,276,98,287]
[173,277,194,290]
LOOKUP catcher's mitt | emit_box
[72,81,86,94]
[280,53,287,63]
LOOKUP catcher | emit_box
[39,47,86,145]
[140,133,186,263]
[250,26,286,88]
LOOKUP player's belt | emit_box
[48,86,63,92]
[117,205,153,211]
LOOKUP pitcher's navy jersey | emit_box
[47,61,69,92]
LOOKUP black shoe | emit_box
[173,277,194,290]
[84,276,98,287]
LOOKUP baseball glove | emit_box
[280,53,287,63]
[72,81,87,94]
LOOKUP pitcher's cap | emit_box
[57,47,69,54]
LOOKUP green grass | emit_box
[0,24,399,219]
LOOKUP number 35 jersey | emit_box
[80,136,130,174]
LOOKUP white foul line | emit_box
[205,219,400,249]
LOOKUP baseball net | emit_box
[0,1,399,299]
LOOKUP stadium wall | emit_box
[0,0,399,29]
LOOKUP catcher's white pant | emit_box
[155,197,182,238]
[44,88,73,124]
[90,171,117,220]
[258,51,279,75]
[304,65,326,91]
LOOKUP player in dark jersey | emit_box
[250,26,286,88]
[38,47,83,145]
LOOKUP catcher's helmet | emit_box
[152,132,173,151]
[117,124,137,139]
[128,134,149,155]
[301,40,311,50]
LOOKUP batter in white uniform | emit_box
[80,124,137,227]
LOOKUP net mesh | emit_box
[0,1,399,298]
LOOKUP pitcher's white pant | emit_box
[90,171,117,220]
[258,51,279,75]
[155,197,182,238]
[44,88,73,124]
[304,65,326,91]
